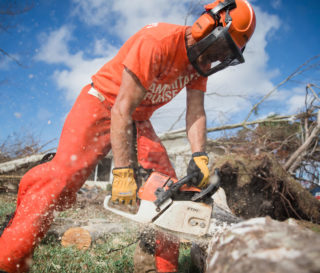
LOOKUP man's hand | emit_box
[187,152,209,188]
[111,167,137,205]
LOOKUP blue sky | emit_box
[0,0,319,151]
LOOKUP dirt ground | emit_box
[0,185,137,236]
[59,186,118,221]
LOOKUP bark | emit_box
[284,111,320,173]
[0,154,44,174]
[205,217,320,273]
[161,115,296,138]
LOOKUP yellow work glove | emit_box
[111,167,137,205]
[187,152,210,188]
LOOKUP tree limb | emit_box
[285,111,320,173]
[244,55,320,123]
[0,48,23,66]
[164,114,297,137]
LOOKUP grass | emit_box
[0,193,200,273]
[31,233,200,272]
[178,244,201,273]
[0,200,15,223]
[32,232,136,273]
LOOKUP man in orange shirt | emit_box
[0,0,255,272]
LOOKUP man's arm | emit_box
[186,88,207,153]
[111,67,146,167]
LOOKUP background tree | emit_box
[0,0,33,66]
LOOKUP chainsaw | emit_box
[104,169,221,240]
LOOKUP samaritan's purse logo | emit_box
[144,72,200,104]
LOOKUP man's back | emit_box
[92,22,207,120]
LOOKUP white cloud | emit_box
[52,58,106,101]
[35,26,118,102]
[71,0,115,26]
[35,26,73,65]
[271,0,282,9]
[72,0,194,40]
[93,38,112,56]
[280,86,308,114]
[111,0,193,39]
[287,95,305,113]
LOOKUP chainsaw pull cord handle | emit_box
[154,172,198,207]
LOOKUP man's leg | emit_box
[155,232,180,273]
[0,84,112,273]
[133,239,156,273]
[136,120,180,273]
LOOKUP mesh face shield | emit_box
[187,23,245,77]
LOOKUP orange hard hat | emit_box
[203,0,256,49]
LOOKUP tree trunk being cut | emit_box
[190,152,320,273]
[205,217,320,273]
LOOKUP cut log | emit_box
[61,227,91,250]
[204,217,320,273]
[0,154,45,174]
[57,218,126,250]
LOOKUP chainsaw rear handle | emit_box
[154,172,198,207]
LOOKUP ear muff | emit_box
[191,12,218,41]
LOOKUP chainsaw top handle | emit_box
[191,168,220,202]
[154,172,197,207]
[154,169,220,207]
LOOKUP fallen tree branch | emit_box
[161,114,297,138]
[244,55,320,123]
[0,48,24,67]
[0,154,45,174]
[0,175,23,179]
[105,238,139,255]
[284,111,320,173]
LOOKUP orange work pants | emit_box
[0,84,178,273]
